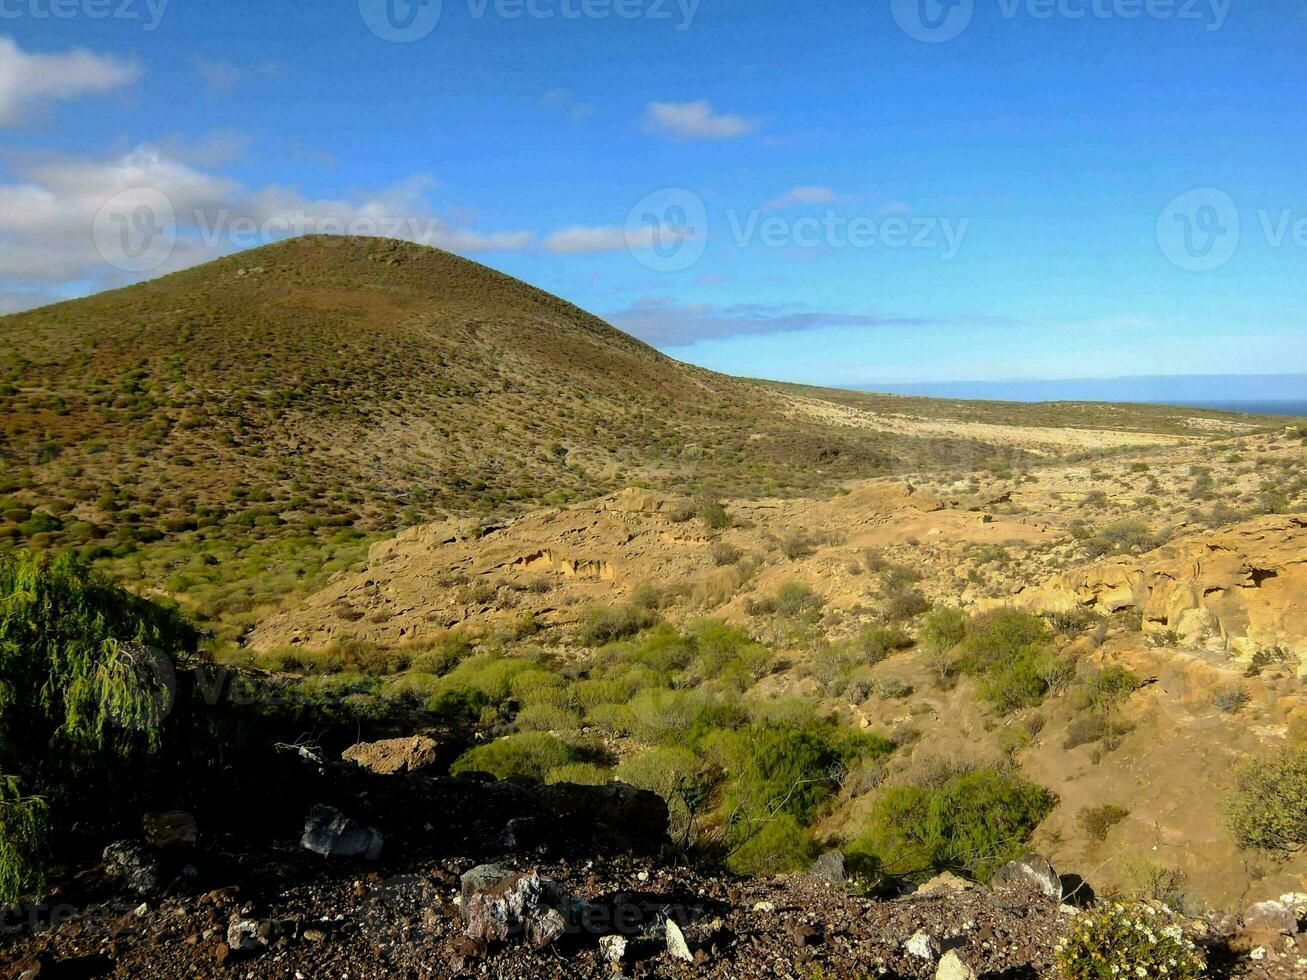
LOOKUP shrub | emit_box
[774,581,824,618]
[1072,666,1139,714]
[697,499,731,530]
[616,745,714,842]
[1053,903,1203,979]
[710,541,742,566]
[882,586,930,622]
[515,703,583,732]
[779,531,817,560]
[450,733,581,782]
[0,551,200,903]
[1084,520,1165,558]
[1077,804,1129,842]
[708,721,891,873]
[1213,685,1251,714]
[1063,714,1132,752]
[1044,608,1098,637]
[847,767,1056,884]
[545,762,610,786]
[578,603,658,645]
[956,610,1069,714]
[424,655,533,724]
[922,608,967,653]
[856,625,910,660]
[1226,741,1307,853]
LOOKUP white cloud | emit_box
[541,225,628,254]
[765,186,837,209]
[643,100,757,141]
[0,36,141,125]
[607,298,952,347]
[191,56,283,95]
[0,145,541,312]
[541,88,595,123]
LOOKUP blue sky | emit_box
[2,0,1306,386]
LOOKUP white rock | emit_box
[935,951,977,980]
[600,934,628,963]
[905,929,940,960]
[752,900,776,912]
[666,919,694,962]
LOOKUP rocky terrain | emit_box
[3,746,1304,979]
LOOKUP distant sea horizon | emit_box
[845,374,1307,417]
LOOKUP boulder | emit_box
[606,488,693,516]
[461,867,587,948]
[904,930,939,960]
[936,950,977,980]
[102,841,163,897]
[665,918,694,962]
[342,735,440,775]
[915,871,974,896]
[142,811,197,850]
[1244,899,1299,936]
[992,854,1061,901]
[810,849,847,885]
[300,804,383,860]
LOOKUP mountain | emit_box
[0,236,1274,637]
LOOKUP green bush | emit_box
[450,732,581,782]
[956,610,1070,714]
[1077,804,1129,842]
[1084,520,1165,558]
[616,745,714,841]
[881,587,930,622]
[774,581,824,618]
[1053,903,1203,979]
[1072,666,1138,714]
[922,608,967,652]
[859,625,913,661]
[0,551,200,902]
[578,603,658,646]
[423,655,533,724]
[708,721,892,873]
[697,499,731,530]
[847,767,1056,883]
[1226,741,1307,853]
[546,762,611,786]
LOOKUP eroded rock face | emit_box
[342,736,440,775]
[1019,515,1307,662]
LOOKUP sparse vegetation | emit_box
[1226,740,1307,854]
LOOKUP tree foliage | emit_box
[0,551,200,902]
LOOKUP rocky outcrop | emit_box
[342,735,440,775]
[1018,515,1307,662]
[461,865,588,949]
